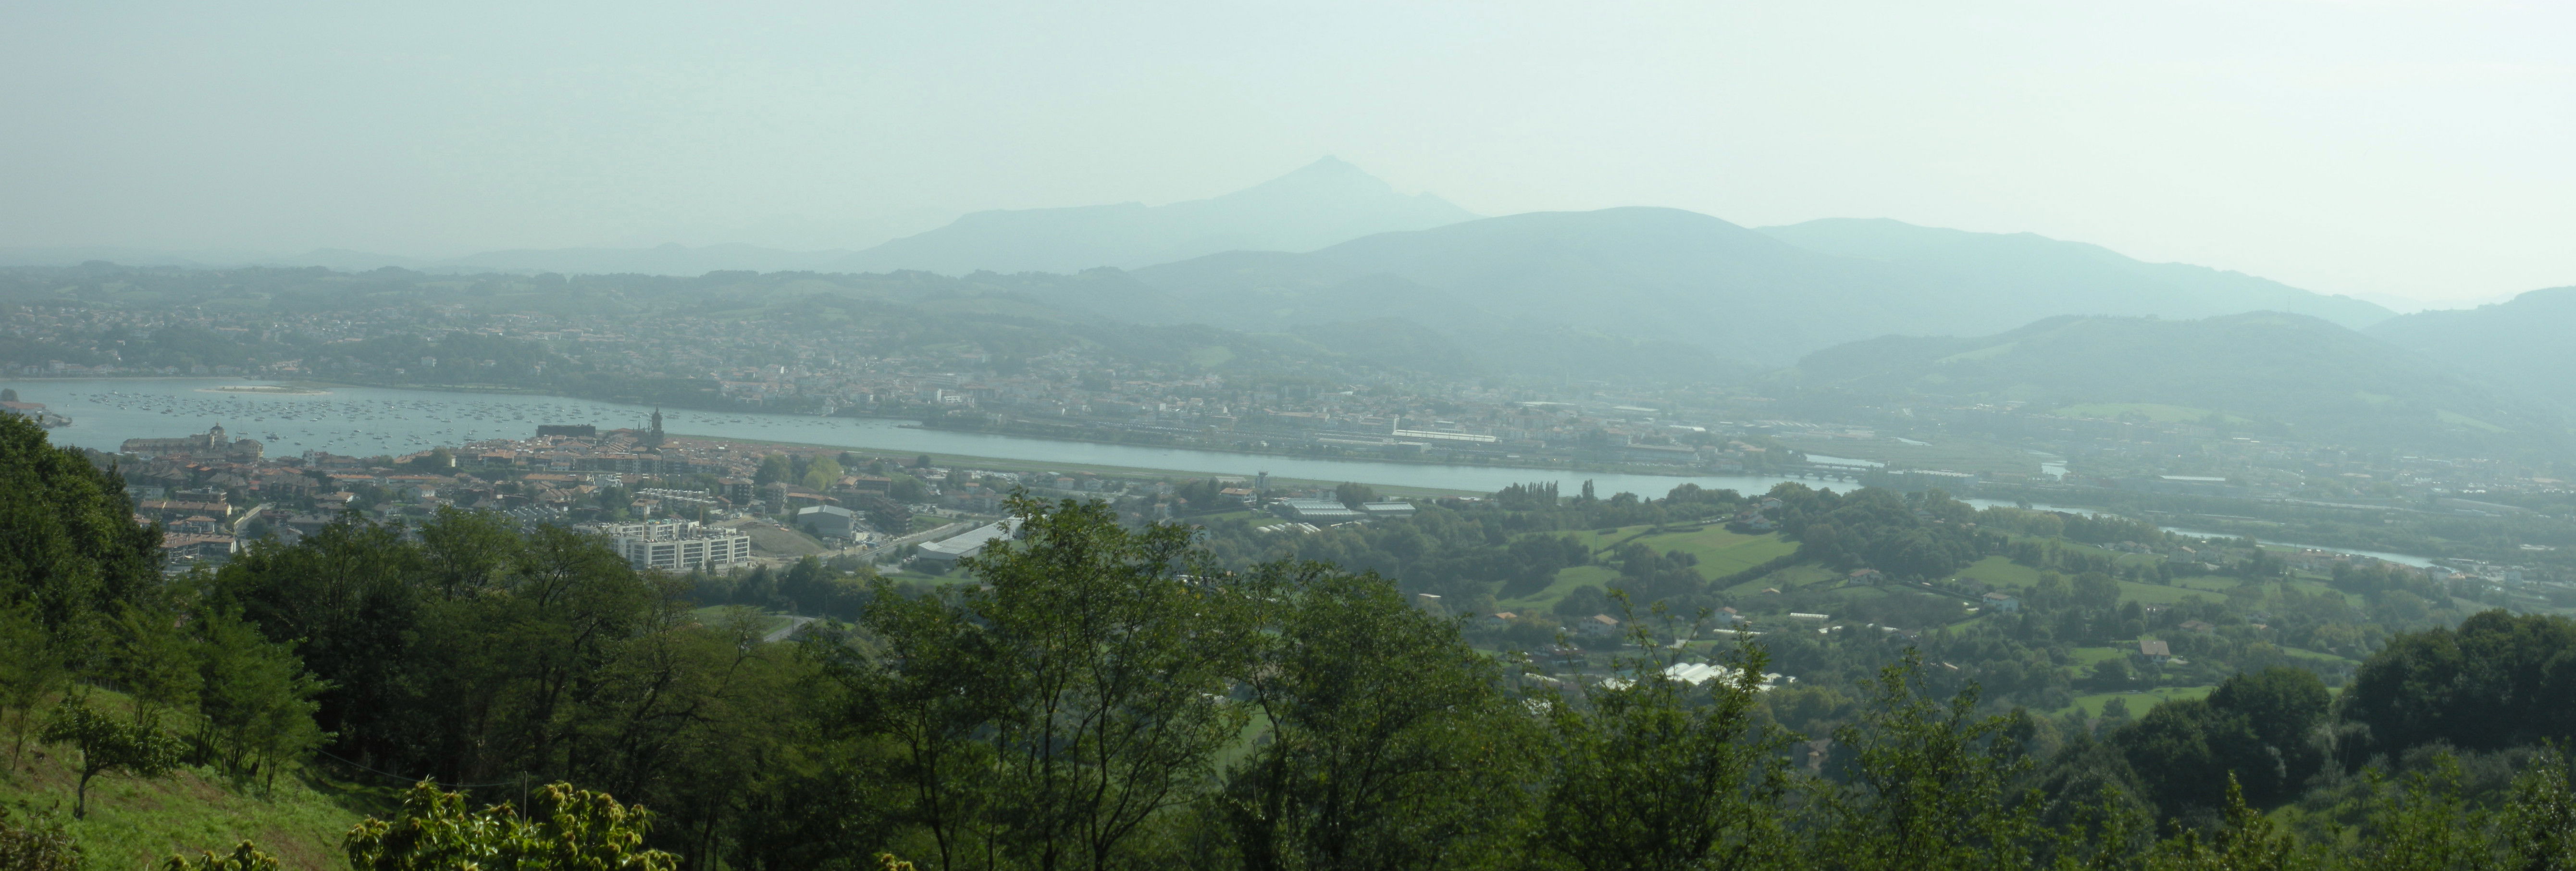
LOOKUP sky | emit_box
[2,1,2569,310]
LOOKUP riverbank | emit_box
[4,377,1817,497]
[666,431,1496,498]
[908,417,1791,480]
[10,374,1793,484]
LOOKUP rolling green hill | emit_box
[1757,218,2394,330]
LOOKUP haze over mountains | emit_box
[2366,286,2576,410]
[1755,219,2395,330]
[18,156,2566,394]
[829,157,1479,274]
[1108,205,2394,365]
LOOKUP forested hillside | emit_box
[2366,285,2576,409]
[9,414,2576,869]
[1755,218,2393,330]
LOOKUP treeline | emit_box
[14,411,2576,869]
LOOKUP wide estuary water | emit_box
[6,378,1821,496]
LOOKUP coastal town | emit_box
[5,265,2574,597]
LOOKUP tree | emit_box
[2503,747,2576,871]
[754,454,793,487]
[1532,621,1792,871]
[2118,668,2329,817]
[1224,564,1536,871]
[344,781,679,871]
[2143,775,2304,871]
[2349,753,2494,871]
[0,801,82,871]
[189,607,327,789]
[40,696,184,818]
[1332,483,1377,510]
[0,603,65,765]
[833,495,1257,870]
[1817,650,2048,871]
[2340,611,2576,757]
[804,455,845,492]
[161,841,282,871]
[0,413,162,640]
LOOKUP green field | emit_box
[1951,556,2212,606]
[1500,564,1623,610]
[1724,563,1838,596]
[1562,526,1797,575]
[2062,685,2217,718]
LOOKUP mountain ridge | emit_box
[2365,286,2576,410]
[827,157,1479,274]
[1755,217,2395,329]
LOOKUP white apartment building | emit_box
[591,519,755,572]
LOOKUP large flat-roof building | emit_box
[916,520,1017,565]
[592,519,754,572]
[1276,499,1364,523]
[796,504,862,538]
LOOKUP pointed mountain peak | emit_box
[1288,155,1369,177]
[1229,156,1399,199]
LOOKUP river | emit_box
[5,378,1822,497]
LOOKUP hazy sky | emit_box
[4,1,2568,309]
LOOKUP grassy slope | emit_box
[1559,526,1796,572]
[1,693,383,871]
[1505,527,1797,610]
[1499,565,1622,611]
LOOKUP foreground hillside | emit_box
[1788,311,2566,455]
[14,405,2576,869]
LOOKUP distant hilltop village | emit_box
[122,424,262,460]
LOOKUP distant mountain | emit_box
[830,158,1476,275]
[1122,209,2408,369]
[1127,207,1932,366]
[1790,312,2562,455]
[2365,286,2576,409]
[1755,218,2395,330]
